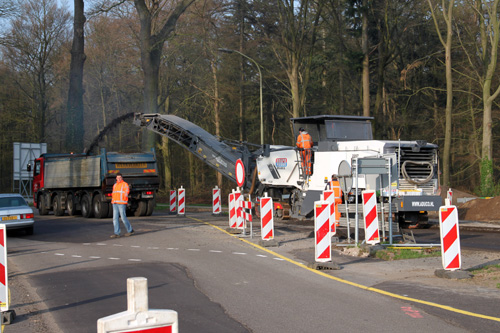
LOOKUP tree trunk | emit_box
[362,0,370,117]
[66,0,85,152]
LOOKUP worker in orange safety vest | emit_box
[296,128,313,176]
[111,173,134,238]
[329,174,343,225]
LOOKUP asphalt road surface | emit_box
[4,210,500,332]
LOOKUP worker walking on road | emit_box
[329,174,343,225]
[111,173,134,238]
[296,128,313,176]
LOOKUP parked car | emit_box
[0,194,34,235]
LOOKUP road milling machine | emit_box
[134,113,442,227]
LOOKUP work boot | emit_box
[110,234,120,238]
[125,230,135,237]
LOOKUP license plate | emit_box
[1,216,18,221]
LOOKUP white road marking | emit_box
[55,253,64,256]
[209,250,222,253]
[108,257,120,260]
[90,256,101,259]
[167,248,179,250]
[273,258,285,261]
[256,254,267,257]
[72,255,82,258]
[187,249,200,251]
[96,243,107,246]
[131,245,141,248]
[233,252,247,255]
[128,259,142,262]
[83,243,91,246]
[148,247,159,250]
[113,244,123,247]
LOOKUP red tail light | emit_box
[105,193,112,197]
[23,213,34,219]
[145,191,153,195]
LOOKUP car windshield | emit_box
[0,197,27,208]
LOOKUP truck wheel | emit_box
[53,194,65,216]
[67,194,78,216]
[38,196,49,215]
[93,194,109,219]
[146,198,155,216]
[134,200,147,216]
[81,194,93,218]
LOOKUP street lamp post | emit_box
[218,48,264,145]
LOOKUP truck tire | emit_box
[134,200,147,216]
[53,194,65,216]
[81,194,93,218]
[38,195,49,215]
[67,194,78,216]
[146,198,155,216]
[93,194,109,219]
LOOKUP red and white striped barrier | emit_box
[314,199,331,262]
[439,204,461,270]
[169,190,177,214]
[228,190,241,228]
[178,186,185,215]
[322,190,336,235]
[98,277,178,333]
[238,199,253,229]
[260,196,274,240]
[212,186,221,215]
[0,225,8,312]
[447,189,453,204]
[362,190,380,245]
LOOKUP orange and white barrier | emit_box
[314,199,331,262]
[228,190,241,228]
[260,195,274,240]
[178,186,185,215]
[169,190,177,214]
[0,225,8,312]
[362,190,380,245]
[98,277,178,333]
[212,186,221,215]
[238,199,252,229]
[439,203,461,270]
[322,190,336,235]
[447,189,453,204]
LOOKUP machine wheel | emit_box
[53,194,65,216]
[38,195,49,215]
[93,194,109,219]
[146,198,155,216]
[25,225,34,235]
[134,200,147,216]
[67,194,78,216]
[81,194,93,218]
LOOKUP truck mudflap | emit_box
[394,195,442,212]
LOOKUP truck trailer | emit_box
[31,149,160,218]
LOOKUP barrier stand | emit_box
[0,225,15,326]
[238,195,253,238]
[258,193,278,247]
[226,189,242,234]
[212,186,221,215]
[361,190,380,245]
[434,199,472,279]
[447,188,453,205]
[177,186,185,216]
[308,196,340,270]
[169,190,177,214]
[97,277,178,333]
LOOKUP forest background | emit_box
[0,0,499,200]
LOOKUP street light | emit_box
[218,48,264,145]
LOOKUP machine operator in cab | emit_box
[296,127,313,176]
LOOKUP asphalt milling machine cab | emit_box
[134,113,442,227]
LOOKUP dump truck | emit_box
[31,149,160,218]
[133,113,441,227]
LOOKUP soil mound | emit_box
[458,196,500,222]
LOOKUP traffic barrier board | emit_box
[260,196,274,240]
[439,205,461,270]
[169,190,176,214]
[212,186,221,215]
[0,225,8,312]
[362,190,380,245]
[314,200,331,262]
[177,186,185,215]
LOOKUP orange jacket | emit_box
[329,180,342,201]
[296,132,313,149]
[112,180,129,204]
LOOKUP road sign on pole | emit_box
[235,159,245,188]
